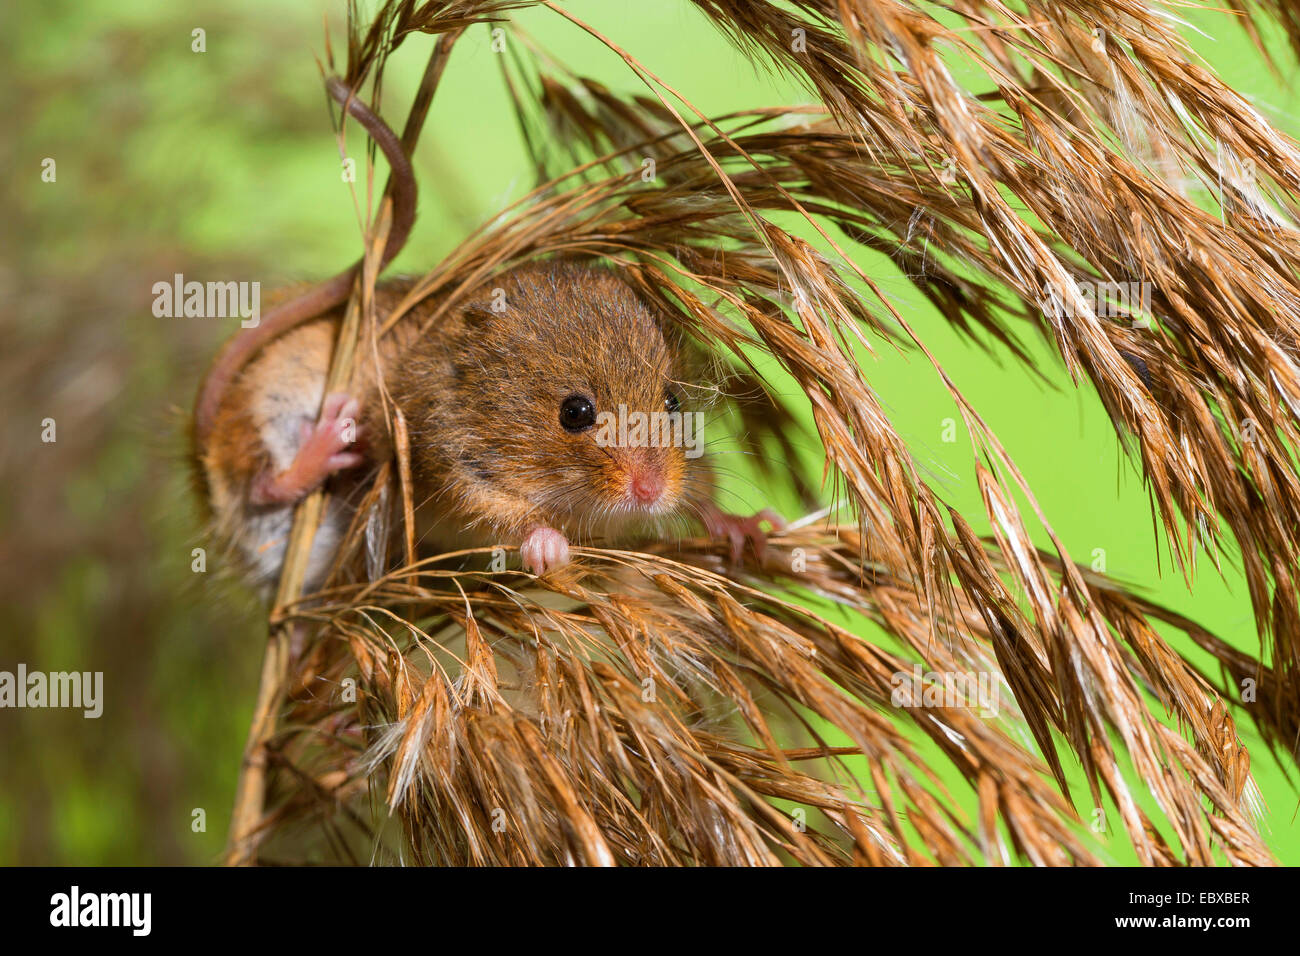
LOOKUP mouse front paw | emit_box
[702,505,786,564]
[520,525,570,575]
[251,392,366,505]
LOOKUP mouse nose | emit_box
[628,467,665,506]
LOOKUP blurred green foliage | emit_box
[0,0,1296,864]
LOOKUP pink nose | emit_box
[629,469,665,505]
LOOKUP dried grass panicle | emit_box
[233,0,1300,865]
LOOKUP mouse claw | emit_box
[703,506,785,564]
[521,526,570,576]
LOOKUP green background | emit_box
[0,0,1295,864]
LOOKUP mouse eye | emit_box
[664,390,681,413]
[559,394,597,433]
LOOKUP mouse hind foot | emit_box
[251,392,366,505]
[702,504,785,564]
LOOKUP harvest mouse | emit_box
[191,76,779,592]
[193,260,784,592]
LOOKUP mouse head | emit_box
[437,261,703,538]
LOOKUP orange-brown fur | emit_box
[195,261,717,591]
